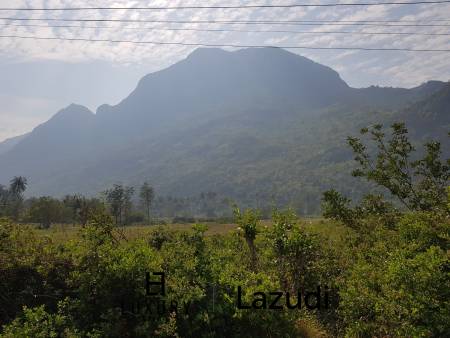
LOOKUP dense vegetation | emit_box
[0,123,448,337]
[0,179,234,227]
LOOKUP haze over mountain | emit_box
[0,48,448,213]
[0,134,27,156]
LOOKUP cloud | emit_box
[0,94,58,141]
[0,0,449,139]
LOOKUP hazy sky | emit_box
[1,0,449,141]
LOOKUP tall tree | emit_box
[139,182,154,224]
[0,184,8,216]
[9,176,27,196]
[323,123,449,229]
[233,205,260,269]
[105,184,134,225]
[28,196,64,229]
[63,194,105,226]
[122,186,134,225]
[8,176,28,220]
[347,123,449,212]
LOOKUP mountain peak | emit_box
[187,47,230,59]
[186,47,315,65]
[54,103,93,118]
[96,103,113,116]
[411,80,446,91]
[47,103,94,125]
[234,46,299,57]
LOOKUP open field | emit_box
[33,222,239,242]
[31,217,348,244]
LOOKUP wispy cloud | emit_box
[0,0,449,140]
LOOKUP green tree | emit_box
[0,304,80,338]
[104,184,134,225]
[0,185,8,217]
[139,182,154,224]
[321,122,450,336]
[28,197,65,228]
[62,195,105,226]
[269,209,319,291]
[233,205,260,268]
[9,176,27,197]
[339,214,450,337]
[323,123,449,229]
[8,176,28,220]
[321,190,356,228]
[348,122,449,212]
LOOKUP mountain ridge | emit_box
[0,48,448,211]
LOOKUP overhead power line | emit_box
[1,17,450,27]
[1,34,449,52]
[1,1,450,10]
[3,22,450,37]
[274,18,450,22]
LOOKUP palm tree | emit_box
[8,176,27,220]
[9,176,27,196]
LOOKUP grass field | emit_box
[32,217,349,245]
[33,222,238,242]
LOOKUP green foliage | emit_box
[233,206,260,268]
[321,190,356,228]
[9,176,27,197]
[140,182,155,224]
[322,191,399,231]
[322,123,450,337]
[0,208,328,337]
[1,122,449,337]
[268,209,320,292]
[233,206,260,242]
[348,122,449,212]
[339,213,450,337]
[148,226,175,250]
[63,195,105,226]
[324,123,448,231]
[27,197,69,228]
[0,176,28,220]
[2,202,449,337]
[0,304,80,338]
[103,184,135,225]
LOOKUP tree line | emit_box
[0,179,238,228]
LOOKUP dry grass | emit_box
[34,222,240,243]
[34,217,344,244]
[296,318,331,338]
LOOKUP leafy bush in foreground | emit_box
[1,124,448,337]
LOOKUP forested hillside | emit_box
[0,48,448,214]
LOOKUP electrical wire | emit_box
[2,22,449,36]
[1,1,450,10]
[1,34,448,52]
[1,17,450,27]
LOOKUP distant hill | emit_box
[0,48,448,213]
[0,134,28,156]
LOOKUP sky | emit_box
[0,0,449,142]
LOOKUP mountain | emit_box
[0,48,448,213]
[0,134,28,156]
[400,82,450,137]
[0,104,95,182]
[93,47,351,147]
